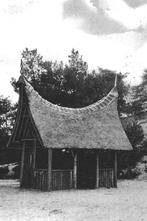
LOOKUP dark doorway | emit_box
[52,149,73,170]
[77,151,96,189]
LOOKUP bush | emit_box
[119,156,147,179]
[118,166,138,179]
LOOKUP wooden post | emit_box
[96,152,99,188]
[32,140,36,170]
[20,141,25,187]
[114,151,117,188]
[31,140,36,188]
[73,152,77,189]
[48,148,52,191]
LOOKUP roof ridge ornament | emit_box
[20,59,23,76]
[16,59,25,85]
[18,61,28,85]
[114,73,118,88]
[23,78,118,116]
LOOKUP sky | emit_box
[1,0,147,102]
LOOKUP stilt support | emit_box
[32,139,36,170]
[114,151,117,188]
[48,148,52,191]
[96,152,99,188]
[73,152,77,189]
[20,141,25,187]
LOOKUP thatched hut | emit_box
[8,75,132,191]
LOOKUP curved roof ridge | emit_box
[23,77,118,116]
[8,75,132,151]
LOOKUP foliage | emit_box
[118,154,147,179]
[124,121,144,151]
[117,150,144,179]
[20,48,45,81]
[0,96,12,115]
[133,161,147,176]
[131,69,147,115]
[12,48,129,111]
[119,119,146,175]
[0,96,17,148]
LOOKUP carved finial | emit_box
[18,59,25,85]
[114,73,118,88]
[20,59,23,75]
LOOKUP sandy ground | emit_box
[0,180,147,221]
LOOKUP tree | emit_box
[20,48,46,81]
[0,96,16,148]
[85,69,129,115]
[11,48,46,93]
[12,48,129,109]
[131,69,147,115]
[124,121,144,151]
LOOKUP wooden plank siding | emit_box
[33,169,48,191]
[99,168,114,188]
[32,169,73,191]
[52,170,73,190]
[32,168,114,190]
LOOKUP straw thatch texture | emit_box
[23,78,132,150]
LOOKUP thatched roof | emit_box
[16,76,132,151]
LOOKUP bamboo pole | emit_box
[96,152,99,188]
[73,152,77,189]
[20,141,25,187]
[48,148,52,191]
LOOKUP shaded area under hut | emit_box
[7,75,132,191]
